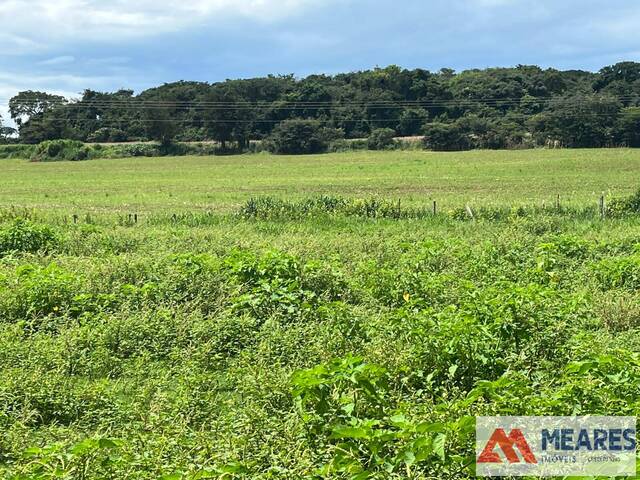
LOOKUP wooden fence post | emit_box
[465,205,475,220]
[433,200,437,216]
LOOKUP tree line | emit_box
[2,62,640,152]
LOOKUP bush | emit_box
[0,219,59,256]
[367,128,396,150]
[0,144,35,159]
[594,254,640,290]
[607,188,640,217]
[328,138,368,152]
[114,143,159,157]
[86,128,127,143]
[0,263,80,323]
[265,120,343,155]
[422,117,527,151]
[30,140,92,162]
[422,122,470,151]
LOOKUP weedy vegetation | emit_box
[0,150,640,478]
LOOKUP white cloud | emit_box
[0,0,330,54]
[0,32,45,55]
[38,55,76,66]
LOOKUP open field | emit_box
[2,149,640,213]
[1,150,640,478]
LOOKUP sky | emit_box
[1,0,640,127]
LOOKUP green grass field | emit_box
[1,150,640,479]
[3,149,640,213]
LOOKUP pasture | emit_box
[1,149,640,479]
[2,149,640,213]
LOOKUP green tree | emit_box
[203,85,251,150]
[142,95,179,145]
[9,91,66,127]
[397,108,429,136]
[617,107,640,147]
[266,119,343,154]
[9,91,69,143]
[367,128,396,150]
[423,122,469,151]
[529,94,621,148]
[0,114,16,142]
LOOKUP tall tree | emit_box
[142,98,179,145]
[9,91,67,126]
[203,85,251,149]
[0,114,17,142]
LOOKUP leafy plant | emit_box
[0,219,59,256]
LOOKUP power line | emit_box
[9,94,640,111]
[25,110,638,124]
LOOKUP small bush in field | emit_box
[593,254,640,290]
[367,128,396,150]
[0,263,79,323]
[31,140,92,162]
[0,219,59,256]
[607,188,640,217]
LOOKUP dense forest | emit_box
[2,62,640,151]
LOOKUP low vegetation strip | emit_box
[236,195,615,221]
[1,189,640,477]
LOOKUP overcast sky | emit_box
[1,0,640,126]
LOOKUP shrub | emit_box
[223,250,347,321]
[0,219,59,256]
[30,140,92,162]
[115,143,159,157]
[328,138,368,152]
[0,263,80,324]
[238,195,429,220]
[86,127,127,143]
[607,188,640,217]
[367,128,396,150]
[291,355,468,478]
[594,254,640,290]
[0,144,35,159]
[265,120,343,155]
[422,122,470,151]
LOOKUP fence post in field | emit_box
[134,213,138,224]
[397,198,401,219]
[600,194,605,220]
[433,200,437,216]
[556,194,560,210]
[465,205,475,220]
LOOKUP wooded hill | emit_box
[3,62,640,151]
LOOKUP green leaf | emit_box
[433,433,446,461]
[331,426,371,440]
[416,422,446,434]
